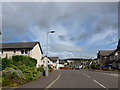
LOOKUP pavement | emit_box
[17,70,60,89]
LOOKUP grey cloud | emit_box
[2,2,117,33]
[93,16,118,33]
[49,43,83,52]
[78,14,118,41]
[58,35,66,41]
[58,35,76,41]
[2,2,118,58]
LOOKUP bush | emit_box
[17,64,41,81]
[2,55,41,87]
[91,64,97,69]
[102,67,112,71]
[2,68,26,87]
[12,55,37,67]
[2,58,13,70]
[2,66,41,87]
[48,65,54,72]
[37,65,45,72]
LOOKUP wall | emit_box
[99,56,108,65]
[30,43,42,67]
[0,50,30,58]
[42,57,53,67]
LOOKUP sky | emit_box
[1,2,119,59]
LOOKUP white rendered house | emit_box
[0,42,43,67]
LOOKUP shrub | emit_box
[2,58,13,70]
[102,67,112,71]
[16,64,41,81]
[37,65,45,72]
[91,64,97,69]
[24,70,40,81]
[2,55,42,87]
[2,68,26,87]
[48,65,54,72]
[12,55,37,67]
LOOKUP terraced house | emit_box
[0,42,43,67]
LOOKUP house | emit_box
[48,57,59,70]
[0,42,43,67]
[97,39,120,69]
[59,60,67,67]
[112,39,120,69]
[97,50,115,65]
[41,56,53,67]
[42,56,59,70]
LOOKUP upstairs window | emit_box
[21,49,28,54]
[21,50,24,54]
[25,50,28,54]
[43,61,45,63]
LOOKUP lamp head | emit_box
[48,31,55,33]
[50,31,55,33]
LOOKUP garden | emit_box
[0,55,53,87]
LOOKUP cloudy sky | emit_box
[2,2,119,59]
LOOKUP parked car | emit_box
[98,65,113,70]
[75,66,81,70]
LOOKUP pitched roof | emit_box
[0,42,43,54]
[99,50,115,56]
[59,60,67,64]
[48,57,59,63]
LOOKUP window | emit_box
[25,50,28,54]
[21,49,28,54]
[13,50,16,53]
[21,50,24,54]
[0,50,3,54]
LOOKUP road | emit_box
[49,69,119,89]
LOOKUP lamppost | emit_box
[45,30,55,76]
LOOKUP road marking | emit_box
[108,73,119,77]
[101,73,119,77]
[46,71,61,88]
[93,79,108,90]
[83,74,90,78]
[95,71,119,77]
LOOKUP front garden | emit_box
[0,55,53,87]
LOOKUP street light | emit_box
[45,30,55,76]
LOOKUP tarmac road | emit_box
[50,69,119,89]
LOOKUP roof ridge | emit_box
[1,41,39,44]
[99,49,115,51]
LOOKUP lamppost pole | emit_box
[45,30,55,76]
